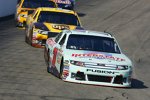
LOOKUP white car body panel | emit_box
[45,30,133,87]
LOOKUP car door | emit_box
[50,33,67,73]
[55,34,67,72]
[49,32,63,70]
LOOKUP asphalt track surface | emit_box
[0,0,150,100]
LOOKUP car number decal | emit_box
[52,47,58,66]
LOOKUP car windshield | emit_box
[22,0,56,8]
[37,11,80,26]
[66,34,121,53]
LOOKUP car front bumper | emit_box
[62,65,132,87]
[16,16,27,27]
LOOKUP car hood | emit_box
[34,22,82,32]
[64,49,132,66]
[42,23,79,32]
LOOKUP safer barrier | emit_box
[0,0,17,17]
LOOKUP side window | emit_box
[59,34,66,46]
[114,42,121,53]
[55,32,63,43]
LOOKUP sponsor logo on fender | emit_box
[87,69,118,74]
[47,39,56,46]
[72,53,125,61]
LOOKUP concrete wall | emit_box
[0,0,17,17]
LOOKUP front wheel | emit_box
[25,26,29,43]
[29,28,33,46]
[44,47,51,73]
[59,60,64,79]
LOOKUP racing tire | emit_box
[44,47,51,73]
[25,26,28,43]
[59,59,64,79]
[23,22,26,27]
[29,28,33,46]
[25,35,28,43]
[15,21,19,27]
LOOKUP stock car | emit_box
[25,7,82,48]
[15,0,57,27]
[53,0,75,10]
[44,30,133,87]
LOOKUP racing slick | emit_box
[44,30,133,87]
[15,0,57,27]
[53,0,75,10]
[25,7,82,48]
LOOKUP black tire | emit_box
[59,59,64,79]
[47,66,51,73]
[15,21,19,27]
[44,47,51,73]
[23,22,26,27]
[25,26,28,43]
[25,35,28,43]
[29,28,33,46]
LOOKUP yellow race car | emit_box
[15,0,57,27]
[25,7,83,48]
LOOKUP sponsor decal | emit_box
[87,69,118,74]
[61,60,70,79]
[54,0,71,4]
[47,39,56,46]
[52,25,70,30]
[52,47,58,66]
[57,59,61,64]
[72,53,125,61]
[62,66,69,79]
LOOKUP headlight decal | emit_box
[70,60,85,67]
[117,65,128,70]
[37,29,49,35]
[19,14,28,18]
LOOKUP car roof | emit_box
[64,30,113,38]
[36,7,76,14]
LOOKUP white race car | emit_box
[44,30,133,87]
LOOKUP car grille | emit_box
[87,74,112,83]
[85,62,117,70]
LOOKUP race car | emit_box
[25,7,82,48]
[44,30,133,87]
[53,0,75,10]
[15,0,57,27]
